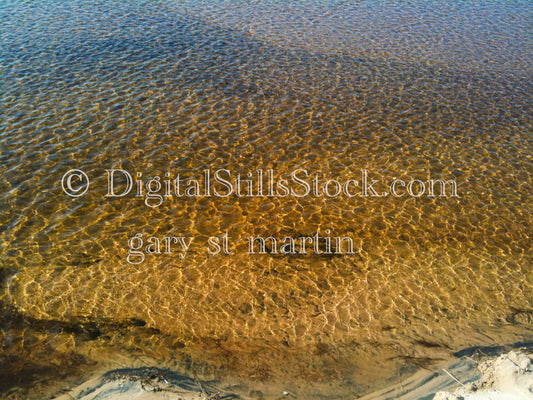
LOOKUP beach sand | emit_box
[48,350,533,400]
[434,351,533,400]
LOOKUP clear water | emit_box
[0,0,532,398]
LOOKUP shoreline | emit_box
[48,348,532,400]
[3,341,531,400]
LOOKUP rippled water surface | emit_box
[1,0,532,398]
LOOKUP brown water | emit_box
[1,0,532,398]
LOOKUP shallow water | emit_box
[1,0,532,398]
